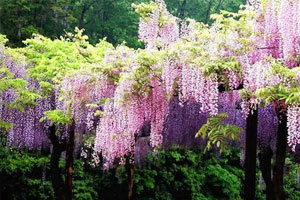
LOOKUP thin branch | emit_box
[256,46,279,50]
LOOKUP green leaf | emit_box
[40,110,72,125]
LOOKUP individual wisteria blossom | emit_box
[224,69,241,91]
[293,1,300,56]
[179,19,189,38]
[249,6,266,63]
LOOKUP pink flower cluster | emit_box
[179,65,219,115]
[93,99,136,169]
[149,79,168,148]
[138,10,159,49]
[138,0,179,49]
[243,60,271,93]
[225,69,241,90]
[60,72,116,132]
[93,72,169,168]
[161,60,181,97]
[278,0,300,67]
[160,22,179,47]
[264,0,281,58]
[287,105,300,152]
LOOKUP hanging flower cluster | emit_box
[134,0,179,49]
[0,30,117,150]
[179,65,219,115]
[60,72,116,132]
[264,0,281,58]
[278,0,300,67]
[0,45,50,150]
[5,0,300,171]
[161,59,181,97]
[149,79,168,147]
[91,1,261,168]
[287,105,300,151]
[93,60,168,168]
[249,0,300,151]
[93,99,136,169]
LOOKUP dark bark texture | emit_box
[65,122,75,200]
[48,125,66,200]
[258,147,274,200]
[126,155,135,200]
[273,113,287,200]
[244,109,258,200]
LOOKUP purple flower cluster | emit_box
[0,47,50,150]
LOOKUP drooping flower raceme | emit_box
[278,0,299,67]
[60,72,116,133]
[93,99,136,169]
[179,65,219,115]
[0,47,50,150]
[287,105,300,152]
[136,0,179,49]
[264,0,281,58]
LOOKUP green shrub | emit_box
[2,145,300,200]
[134,146,243,200]
[284,158,300,200]
[0,147,54,200]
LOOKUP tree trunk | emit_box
[258,147,274,200]
[244,108,258,200]
[179,0,187,19]
[205,0,213,24]
[79,0,98,29]
[79,4,87,29]
[273,113,287,200]
[216,0,224,12]
[65,122,75,200]
[126,156,135,200]
[49,125,65,200]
